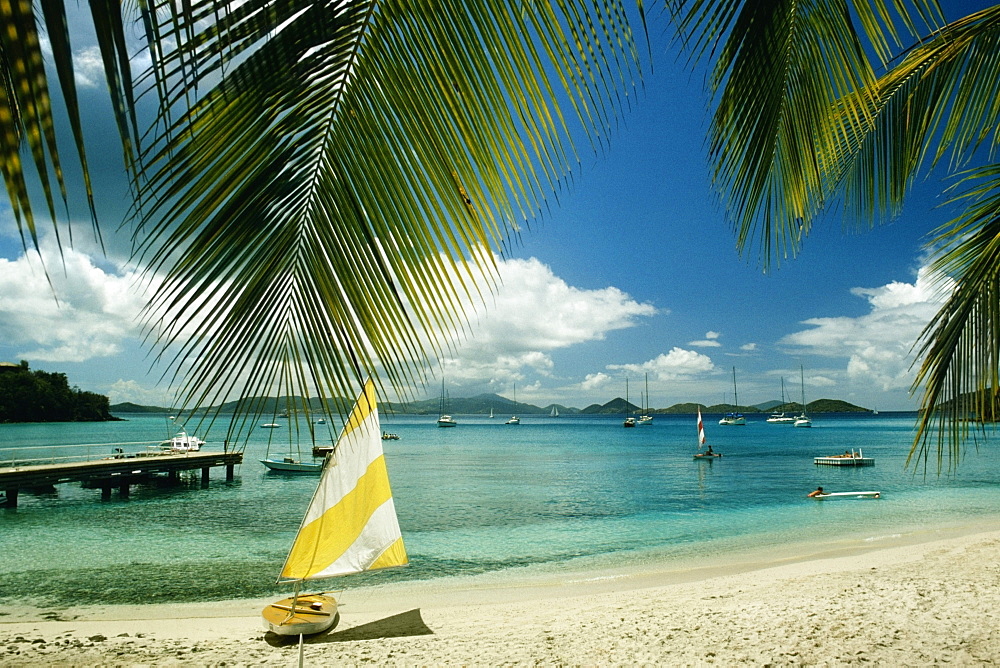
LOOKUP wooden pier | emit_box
[0,449,243,508]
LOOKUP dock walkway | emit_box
[1,449,243,507]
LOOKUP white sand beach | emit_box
[3,523,999,666]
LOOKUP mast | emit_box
[732,367,739,412]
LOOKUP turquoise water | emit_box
[1,412,998,606]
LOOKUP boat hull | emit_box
[262,593,338,636]
[261,458,323,473]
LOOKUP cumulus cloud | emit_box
[688,330,722,347]
[0,247,147,362]
[433,256,658,391]
[740,343,757,351]
[608,347,715,379]
[780,265,953,392]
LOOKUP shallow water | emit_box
[1,412,997,606]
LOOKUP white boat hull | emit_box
[262,593,338,636]
[261,457,323,473]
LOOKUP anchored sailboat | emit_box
[638,373,653,425]
[262,378,408,637]
[766,378,795,424]
[506,383,520,424]
[794,365,812,427]
[437,378,457,427]
[718,367,746,425]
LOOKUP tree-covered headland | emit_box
[0,361,117,423]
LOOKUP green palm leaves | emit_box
[86,0,638,439]
[676,0,1000,469]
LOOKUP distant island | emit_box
[0,361,118,423]
[110,392,872,417]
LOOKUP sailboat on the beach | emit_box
[262,378,408,637]
[694,407,722,459]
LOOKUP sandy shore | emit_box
[3,524,999,666]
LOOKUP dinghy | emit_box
[262,378,408,637]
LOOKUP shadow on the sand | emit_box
[264,609,433,646]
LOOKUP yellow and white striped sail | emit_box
[279,378,407,582]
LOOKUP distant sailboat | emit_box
[766,378,795,424]
[506,384,520,424]
[794,365,812,428]
[489,407,494,419]
[623,377,636,427]
[719,367,746,425]
[437,378,457,427]
[550,406,559,417]
[262,379,408,637]
[638,373,653,425]
[694,407,721,459]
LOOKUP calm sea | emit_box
[1,412,998,607]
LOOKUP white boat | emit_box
[489,407,494,418]
[694,408,721,459]
[793,365,812,428]
[550,406,559,417]
[164,431,205,452]
[437,379,457,427]
[161,417,205,451]
[766,378,795,423]
[506,383,520,424]
[637,373,653,425]
[718,367,746,425]
[262,378,408,637]
[260,456,323,473]
[623,377,636,427]
[261,423,281,428]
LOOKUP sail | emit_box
[279,378,408,582]
[697,409,706,446]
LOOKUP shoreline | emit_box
[3,519,999,665]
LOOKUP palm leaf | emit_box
[670,0,943,267]
[128,0,644,440]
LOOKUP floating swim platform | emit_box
[814,456,875,466]
[814,448,874,467]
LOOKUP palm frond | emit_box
[670,0,943,268]
[129,0,644,440]
[910,165,1000,472]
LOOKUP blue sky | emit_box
[0,4,977,412]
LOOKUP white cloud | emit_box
[434,256,658,389]
[608,347,715,379]
[780,265,953,392]
[740,343,757,351]
[73,46,106,89]
[0,247,147,362]
[689,330,722,347]
[581,372,611,391]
